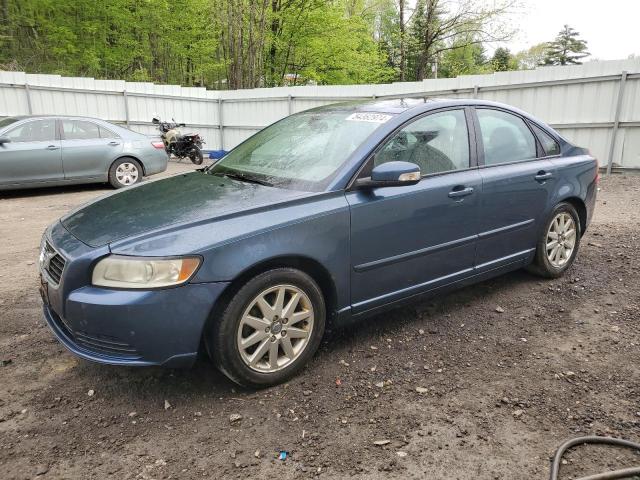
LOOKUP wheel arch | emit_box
[561,196,587,236]
[204,255,338,335]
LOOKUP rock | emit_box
[35,465,49,476]
[303,390,312,396]
[611,326,620,333]
[495,306,505,313]
[164,400,171,410]
[339,359,350,367]
[418,329,425,335]
[128,412,137,417]
[565,371,575,378]
[513,409,524,417]
[254,449,261,458]
[373,440,391,446]
[520,338,527,343]
[229,413,243,423]
[87,389,95,397]
[27,261,35,266]
[396,451,408,457]
[375,382,385,388]
[415,387,429,394]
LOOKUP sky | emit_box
[499,0,639,60]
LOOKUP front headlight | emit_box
[92,256,201,289]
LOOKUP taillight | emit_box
[151,141,165,149]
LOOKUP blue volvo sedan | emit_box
[39,99,598,387]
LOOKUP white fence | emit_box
[1,58,639,170]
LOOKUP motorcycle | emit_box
[152,116,204,165]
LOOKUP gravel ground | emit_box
[1,166,639,480]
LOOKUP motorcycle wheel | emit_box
[189,146,204,165]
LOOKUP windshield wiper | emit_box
[212,171,273,187]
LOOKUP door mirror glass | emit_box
[358,161,421,188]
[0,137,11,145]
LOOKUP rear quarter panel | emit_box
[547,154,598,232]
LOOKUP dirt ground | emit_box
[1,164,639,480]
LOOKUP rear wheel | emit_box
[109,158,142,188]
[528,202,581,278]
[206,268,325,388]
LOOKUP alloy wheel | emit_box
[546,212,576,268]
[236,284,314,373]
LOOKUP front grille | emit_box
[48,309,140,359]
[74,331,140,358]
[43,241,66,284]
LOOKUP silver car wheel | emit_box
[115,162,139,186]
[236,284,314,373]
[546,212,576,268]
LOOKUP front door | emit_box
[0,118,63,187]
[473,107,557,269]
[347,108,481,314]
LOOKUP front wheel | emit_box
[206,268,326,388]
[188,146,204,165]
[528,202,581,278]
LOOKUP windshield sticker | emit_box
[346,112,393,123]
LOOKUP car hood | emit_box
[61,172,308,247]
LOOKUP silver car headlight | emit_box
[92,256,201,289]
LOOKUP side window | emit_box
[5,119,56,143]
[374,109,470,175]
[99,125,119,139]
[62,120,101,140]
[476,109,536,165]
[530,123,560,156]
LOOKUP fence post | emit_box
[122,90,131,127]
[217,98,224,150]
[288,94,293,115]
[606,71,628,175]
[473,85,479,99]
[24,82,33,114]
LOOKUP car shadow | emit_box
[1,183,112,199]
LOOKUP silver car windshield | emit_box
[208,110,395,191]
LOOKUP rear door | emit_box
[0,118,63,186]
[347,108,481,313]
[473,107,557,270]
[61,120,123,179]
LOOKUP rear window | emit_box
[0,117,19,130]
[531,123,561,156]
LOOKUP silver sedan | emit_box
[0,116,168,190]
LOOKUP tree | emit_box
[406,0,516,80]
[491,47,517,71]
[543,24,590,65]
[514,43,547,69]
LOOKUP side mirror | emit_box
[356,161,421,188]
[152,118,160,124]
[0,137,11,145]
[179,123,186,127]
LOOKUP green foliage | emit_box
[543,25,590,66]
[490,47,518,72]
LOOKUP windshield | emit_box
[208,110,395,191]
[0,117,20,130]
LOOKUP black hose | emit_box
[550,436,640,480]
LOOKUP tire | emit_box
[206,268,326,388]
[527,202,581,278]
[109,158,143,189]
[189,146,204,165]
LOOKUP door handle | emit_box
[108,141,121,146]
[448,186,474,198]
[46,145,60,150]
[535,171,553,182]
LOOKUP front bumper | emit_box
[41,221,228,367]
